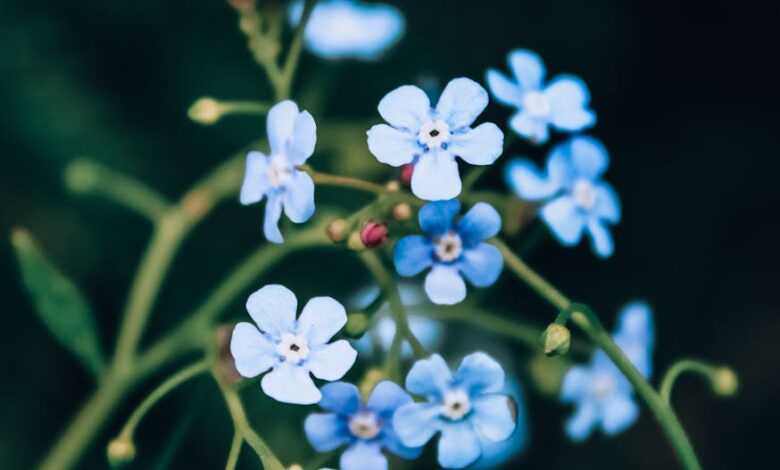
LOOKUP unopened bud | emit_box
[287,465,303,470]
[345,313,369,337]
[188,97,224,125]
[392,203,412,221]
[347,231,366,251]
[107,438,136,467]
[528,353,569,396]
[385,180,400,192]
[711,367,738,397]
[360,221,388,248]
[64,159,99,193]
[399,164,414,186]
[359,368,387,398]
[542,324,571,356]
[326,218,349,243]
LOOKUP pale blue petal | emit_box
[239,151,270,205]
[437,421,482,468]
[435,77,489,129]
[565,401,598,442]
[569,136,609,179]
[246,284,297,338]
[425,265,467,305]
[382,425,423,460]
[472,395,515,441]
[456,202,501,247]
[505,158,560,201]
[393,235,434,276]
[319,381,361,415]
[263,195,284,244]
[304,412,351,451]
[287,109,317,164]
[560,366,591,402]
[411,151,462,201]
[541,196,585,245]
[393,402,442,447]
[508,49,545,91]
[404,353,452,398]
[545,75,596,131]
[298,296,347,346]
[230,322,276,378]
[587,219,614,258]
[341,442,387,470]
[283,170,315,223]
[267,100,299,154]
[262,363,321,404]
[308,340,357,381]
[447,122,504,165]
[418,199,460,236]
[485,69,522,107]
[509,112,549,144]
[471,378,529,470]
[616,302,654,351]
[378,85,431,131]
[593,182,621,223]
[453,352,505,395]
[367,380,412,419]
[367,124,418,166]
[601,395,639,435]
[546,146,575,187]
[459,243,503,288]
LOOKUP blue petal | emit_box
[382,425,424,460]
[472,394,516,441]
[601,395,639,435]
[456,202,502,247]
[239,151,270,205]
[367,381,412,419]
[393,235,434,277]
[266,100,299,155]
[447,122,504,165]
[546,144,575,187]
[318,381,362,415]
[340,441,387,470]
[541,195,585,245]
[435,77,489,129]
[452,352,505,395]
[485,69,522,107]
[471,378,529,470]
[307,340,357,381]
[425,265,467,305]
[586,219,614,258]
[245,284,297,339]
[459,243,503,288]
[505,158,560,201]
[545,75,596,131]
[298,296,347,346]
[568,136,609,180]
[261,363,321,404]
[411,150,462,201]
[564,400,598,442]
[230,322,276,378]
[287,109,317,164]
[418,199,460,236]
[393,402,442,447]
[593,182,621,223]
[616,302,654,351]
[283,170,315,223]
[304,412,351,451]
[559,366,591,402]
[263,195,284,243]
[508,49,545,91]
[437,421,482,468]
[509,112,549,144]
[377,85,431,131]
[404,353,452,398]
[367,124,418,166]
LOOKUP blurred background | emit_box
[1,0,778,468]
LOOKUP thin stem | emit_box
[279,0,318,99]
[221,100,271,116]
[225,431,243,470]
[462,166,489,193]
[300,166,391,195]
[383,332,403,382]
[493,238,569,310]
[659,359,725,405]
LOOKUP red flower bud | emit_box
[400,164,414,186]
[360,221,389,248]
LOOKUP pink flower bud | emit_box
[360,221,389,248]
[400,164,414,186]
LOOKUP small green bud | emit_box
[187,97,224,125]
[64,159,99,193]
[345,313,369,337]
[542,323,571,356]
[711,367,738,397]
[347,231,366,251]
[326,218,349,243]
[107,438,136,467]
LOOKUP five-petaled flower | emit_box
[304,381,422,470]
[367,77,504,201]
[393,352,516,469]
[240,100,317,244]
[505,136,621,257]
[560,302,654,441]
[486,49,595,144]
[393,199,503,305]
[230,284,357,404]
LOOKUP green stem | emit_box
[659,359,723,405]
[225,431,243,470]
[462,166,489,193]
[493,238,569,310]
[221,100,271,116]
[278,0,318,100]
[301,166,391,195]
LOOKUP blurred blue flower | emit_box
[240,100,317,243]
[230,284,357,405]
[304,381,422,470]
[393,353,516,468]
[393,200,503,305]
[559,302,654,441]
[367,78,504,200]
[486,49,595,144]
[289,0,404,61]
[505,136,620,257]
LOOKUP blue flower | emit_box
[304,381,422,470]
[230,284,357,405]
[367,78,504,200]
[393,353,516,469]
[486,49,595,144]
[240,100,317,244]
[559,302,654,441]
[505,136,621,257]
[471,377,529,469]
[289,0,404,61]
[393,200,503,305]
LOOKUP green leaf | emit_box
[11,228,105,376]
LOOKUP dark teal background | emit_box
[1,1,778,468]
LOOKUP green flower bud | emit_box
[542,323,571,356]
[107,438,136,467]
[711,367,738,397]
[345,313,369,337]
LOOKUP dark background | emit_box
[1,0,778,468]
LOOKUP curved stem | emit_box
[220,100,271,116]
[301,166,390,195]
[279,0,318,99]
[659,359,723,405]
[225,431,243,470]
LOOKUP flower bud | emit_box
[188,97,224,125]
[528,353,569,396]
[107,438,136,467]
[711,367,738,397]
[227,0,256,13]
[385,180,400,192]
[360,221,388,248]
[287,465,304,470]
[347,231,366,251]
[345,313,369,337]
[392,203,412,221]
[541,323,571,356]
[326,218,349,243]
[399,164,414,186]
[64,159,99,193]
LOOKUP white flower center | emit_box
[434,232,463,263]
[417,119,451,150]
[572,179,597,210]
[276,333,310,364]
[523,91,552,117]
[348,411,382,440]
[442,389,472,420]
[591,373,615,399]
[267,155,293,188]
